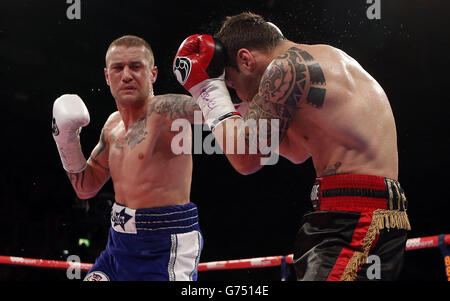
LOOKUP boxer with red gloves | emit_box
[173,34,268,171]
[173,34,242,131]
[174,12,410,281]
[52,35,203,281]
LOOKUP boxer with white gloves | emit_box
[174,12,410,281]
[52,94,90,173]
[52,35,203,281]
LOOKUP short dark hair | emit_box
[214,12,285,69]
[106,35,154,67]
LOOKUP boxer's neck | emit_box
[252,40,298,76]
[116,96,150,130]
[271,40,299,60]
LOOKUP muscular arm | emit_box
[216,47,325,174]
[150,94,203,124]
[67,128,111,199]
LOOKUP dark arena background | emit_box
[0,0,449,285]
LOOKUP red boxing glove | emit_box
[173,35,241,131]
[173,34,225,91]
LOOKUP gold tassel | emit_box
[340,210,411,281]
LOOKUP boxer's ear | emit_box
[104,67,111,86]
[236,48,256,74]
[150,66,158,84]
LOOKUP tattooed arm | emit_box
[150,94,203,124]
[215,47,324,174]
[244,47,326,149]
[67,126,111,199]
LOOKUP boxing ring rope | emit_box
[1,234,449,280]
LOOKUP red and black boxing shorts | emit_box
[293,174,411,281]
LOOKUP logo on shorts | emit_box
[311,184,320,201]
[84,271,109,281]
[112,208,133,231]
[311,183,320,209]
[173,57,191,85]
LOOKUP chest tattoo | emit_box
[125,117,148,149]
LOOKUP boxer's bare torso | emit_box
[107,106,190,209]
[226,41,398,180]
[68,94,197,209]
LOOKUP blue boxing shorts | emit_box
[84,202,203,281]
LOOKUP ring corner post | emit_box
[437,234,450,281]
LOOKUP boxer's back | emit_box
[283,44,398,179]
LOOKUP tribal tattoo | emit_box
[90,130,110,172]
[67,170,86,191]
[244,47,326,150]
[95,130,107,156]
[90,158,109,172]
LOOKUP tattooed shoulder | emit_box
[274,47,327,109]
[244,46,327,143]
[148,94,198,121]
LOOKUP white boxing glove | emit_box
[52,94,90,173]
